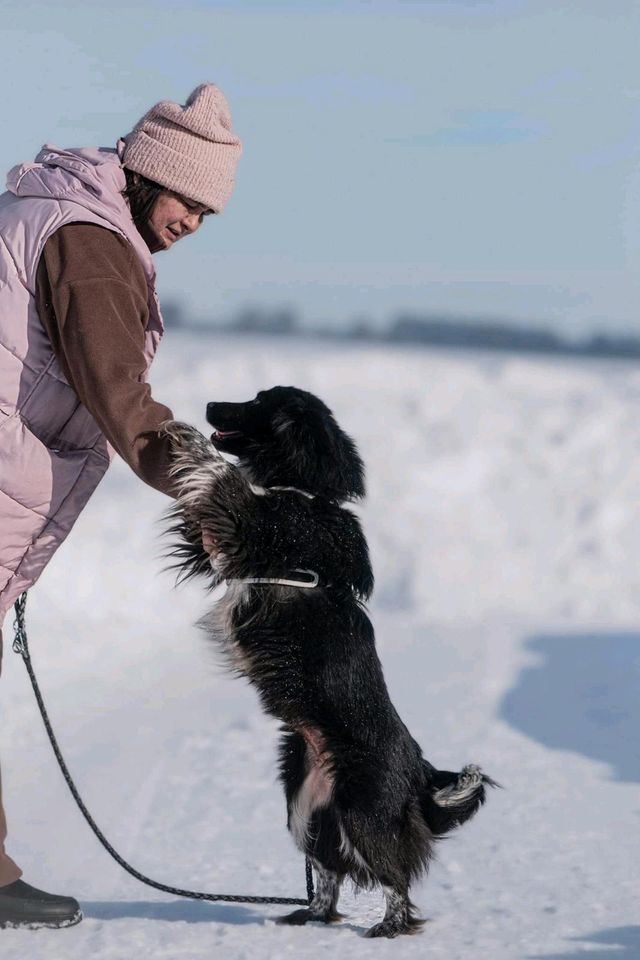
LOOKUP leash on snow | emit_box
[11,592,314,909]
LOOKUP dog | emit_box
[161,386,494,938]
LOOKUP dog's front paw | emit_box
[161,420,218,471]
[161,419,202,446]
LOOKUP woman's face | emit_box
[144,190,212,253]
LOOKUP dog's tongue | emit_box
[211,429,242,440]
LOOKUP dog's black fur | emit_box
[162,386,494,938]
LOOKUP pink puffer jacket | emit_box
[0,141,164,627]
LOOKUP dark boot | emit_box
[0,879,82,929]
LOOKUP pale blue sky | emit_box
[1,0,639,334]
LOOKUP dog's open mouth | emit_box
[211,429,243,441]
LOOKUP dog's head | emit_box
[206,386,365,501]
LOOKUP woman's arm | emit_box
[35,222,178,496]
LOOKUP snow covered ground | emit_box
[1,333,639,959]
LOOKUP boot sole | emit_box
[0,908,82,930]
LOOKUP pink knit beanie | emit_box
[122,83,242,213]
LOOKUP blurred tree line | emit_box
[161,300,640,360]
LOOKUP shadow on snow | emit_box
[528,925,640,959]
[80,898,268,925]
[501,632,640,783]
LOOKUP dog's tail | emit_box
[420,763,498,837]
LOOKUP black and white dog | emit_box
[162,386,494,938]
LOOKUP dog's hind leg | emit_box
[280,726,335,854]
[364,883,424,939]
[277,861,343,926]
[338,803,428,938]
[277,728,345,925]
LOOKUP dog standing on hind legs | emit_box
[162,386,496,938]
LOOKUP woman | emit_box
[0,83,242,928]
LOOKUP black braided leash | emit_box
[12,592,314,908]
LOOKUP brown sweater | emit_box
[35,223,177,497]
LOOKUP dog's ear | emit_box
[272,405,366,501]
[272,394,308,434]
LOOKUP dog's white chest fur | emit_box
[202,579,253,675]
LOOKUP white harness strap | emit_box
[267,485,316,500]
[239,569,319,589]
[223,485,320,589]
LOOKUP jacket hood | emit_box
[5,140,156,280]
[7,142,129,216]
